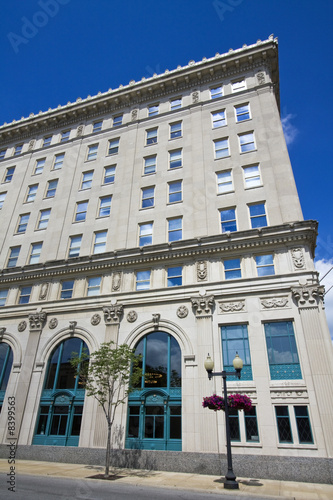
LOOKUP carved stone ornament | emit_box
[18,321,27,332]
[291,285,325,308]
[191,295,215,317]
[219,301,245,313]
[69,321,77,333]
[131,109,138,121]
[197,261,207,281]
[0,327,6,338]
[261,297,288,309]
[91,314,101,326]
[152,313,160,328]
[39,282,49,301]
[49,317,58,329]
[29,312,47,330]
[28,139,35,151]
[103,304,124,325]
[127,310,138,323]
[192,91,199,103]
[112,272,122,291]
[76,124,84,136]
[177,305,188,318]
[270,390,308,400]
[291,248,305,269]
[257,71,265,85]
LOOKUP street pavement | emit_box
[1,459,333,499]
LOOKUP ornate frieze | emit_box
[191,295,215,318]
[177,305,189,318]
[126,310,138,323]
[270,390,308,400]
[91,314,101,326]
[49,318,58,329]
[291,285,325,308]
[197,261,207,281]
[112,272,121,291]
[261,297,288,309]
[29,312,47,330]
[291,248,305,269]
[103,304,124,325]
[218,301,245,313]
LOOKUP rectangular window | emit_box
[214,138,229,159]
[87,277,101,296]
[235,104,250,122]
[93,121,102,133]
[93,231,107,254]
[17,214,30,234]
[45,179,58,198]
[167,266,182,287]
[148,104,159,116]
[220,208,237,232]
[43,136,52,147]
[26,184,38,202]
[0,192,6,209]
[141,187,155,208]
[217,170,233,193]
[136,270,151,290]
[169,149,182,169]
[168,181,182,203]
[113,115,123,127]
[53,153,65,170]
[34,159,45,175]
[0,149,6,160]
[224,258,241,280]
[99,195,112,217]
[60,280,74,299]
[14,144,23,156]
[232,79,246,92]
[7,247,20,267]
[146,128,157,145]
[264,321,302,379]
[144,156,156,175]
[168,217,182,242]
[210,86,223,99]
[29,242,42,265]
[38,209,51,230]
[221,324,253,380]
[0,289,8,307]
[108,138,119,155]
[275,406,293,443]
[243,165,261,188]
[103,165,116,184]
[4,167,15,183]
[212,110,226,128]
[256,254,274,276]
[87,144,98,161]
[170,122,182,139]
[239,132,255,153]
[229,409,240,441]
[68,235,82,258]
[19,286,32,304]
[75,201,88,222]
[60,130,70,142]
[249,203,267,228]
[139,223,153,246]
[245,407,259,442]
[294,406,313,444]
[81,171,93,190]
[170,97,182,110]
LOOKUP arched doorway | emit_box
[33,337,89,446]
[125,331,182,451]
[0,342,13,413]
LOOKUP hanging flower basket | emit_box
[203,393,252,412]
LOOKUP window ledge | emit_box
[217,190,235,196]
[240,149,257,155]
[139,206,155,211]
[231,442,262,448]
[167,201,183,206]
[214,155,231,161]
[277,444,317,450]
[169,136,183,141]
[236,118,252,123]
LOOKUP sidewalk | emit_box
[1,458,333,499]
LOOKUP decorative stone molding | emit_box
[76,124,84,136]
[192,90,199,103]
[197,261,207,281]
[0,327,6,338]
[270,390,308,401]
[257,71,265,85]
[28,139,35,151]
[131,109,138,121]
[191,295,215,318]
[39,282,49,300]
[290,247,305,269]
[103,304,124,325]
[49,317,58,329]
[261,297,288,309]
[126,310,138,323]
[291,285,325,308]
[69,321,77,333]
[218,301,245,313]
[112,271,121,291]
[152,313,160,329]
[177,305,188,318]
[91,314,101,326]
[18,321,27,332]
[29,312,47,331]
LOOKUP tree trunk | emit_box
[105,422,112,477]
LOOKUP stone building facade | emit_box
[0,36,332,480]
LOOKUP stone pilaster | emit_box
[103,303,124,343]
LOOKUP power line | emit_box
[320,266,333,283]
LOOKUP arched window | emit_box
[126,331,182,451]
[33,337,89,447]
[0,343,13,413]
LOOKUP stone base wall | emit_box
[1,445,332,484]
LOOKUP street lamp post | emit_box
[204,353,243,490]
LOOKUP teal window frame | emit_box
[275,406,293,443]
[0,343,13,413]
[264,321,302,380]
[221,324,253,380]
[294,406,313,444]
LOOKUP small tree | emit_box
[70,341,142,477]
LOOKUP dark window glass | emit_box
[275,406,293,443]
[245,407,259,442]
[295,406,313,444]
[229,409,240,441]
[169,406,181,439]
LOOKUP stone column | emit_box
[291,284,333,456]
[102,303,124,344]
[11,310,46,443]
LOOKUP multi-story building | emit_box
[0,36,332,481]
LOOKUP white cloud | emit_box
[315,258,333,340]
[281,113,299,145]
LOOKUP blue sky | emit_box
[1,0,332,331]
